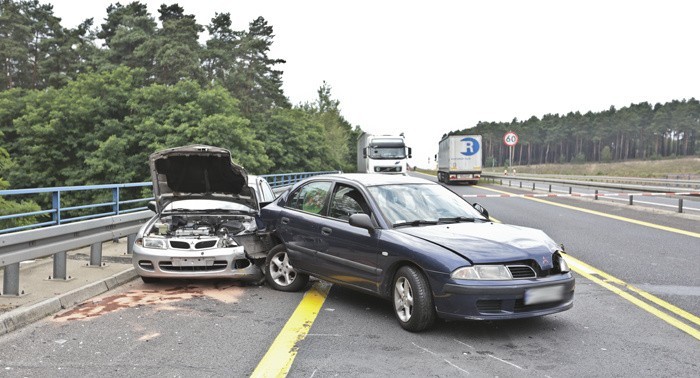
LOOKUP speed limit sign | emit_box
[504,132,518,146]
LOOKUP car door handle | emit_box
[321,227,332,236]
[281,217,290,225]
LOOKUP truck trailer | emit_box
[357,133,412,174]
[437,134,482,184]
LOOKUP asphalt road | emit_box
[0,173,698,377]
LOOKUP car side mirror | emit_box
[147,201,157,213]
[408,147,412,159]
[472,203,489,220]
[362,147,367,158]
[349,213,374,231]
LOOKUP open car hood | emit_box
[149,145,258,213]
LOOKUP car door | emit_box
[277,180,332,272]
[315,183,382,293]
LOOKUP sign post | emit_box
[503,131,518,170]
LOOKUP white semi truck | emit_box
[357,133,412,174]
[437,134,482,184]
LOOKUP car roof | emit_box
[318,173,434,187]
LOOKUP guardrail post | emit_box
[519,181,522,188]
[548,184,552,192]
[629,195,633,205]
[52,191,61,225]
[509,180,511,187]
[500,179,502,185]
[113,187,120,215]
[532,183,535,191]
[2,263,20,296]
[52,251,67,280]
[127,234,136,254]
[569,187,572,194]
[90,242,103,266]
[595,190,599,200]
[678,198,683,213]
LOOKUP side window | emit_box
[287,181,332,215]
[329,184,370,221]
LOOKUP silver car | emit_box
[132,145,273,283]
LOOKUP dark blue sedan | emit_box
[260,174,574,332]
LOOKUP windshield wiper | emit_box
[437,216,476,223]
[392,220,439,228]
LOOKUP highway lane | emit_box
[0,173,698,377]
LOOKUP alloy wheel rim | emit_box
[394,277,414,322]
[270,251,296,286]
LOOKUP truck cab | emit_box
[357,134,412,175]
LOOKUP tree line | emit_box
[448,99,699,167]
[0,0,361,228]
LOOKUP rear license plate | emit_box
[524,285,565,305]
[171,257,214,267]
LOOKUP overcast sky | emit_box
[49,0,700,168]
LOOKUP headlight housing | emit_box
[142,237,167,249]
[556,253,570,273]
[451,265,513,280]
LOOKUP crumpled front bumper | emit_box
[433,273,575,320]
[133,244,263,281]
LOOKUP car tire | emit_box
[140,276,159,284]
[265,244,309,292]
[393,265,436,332]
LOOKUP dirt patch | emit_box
[53,282,245,322]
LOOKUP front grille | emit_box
[159,261,228,272]
[476,300,502,314]
[169,239,218,250]
[170,241,190,249]
[375,166,401,173]
[507,265,537,279]
[195,240,217,249]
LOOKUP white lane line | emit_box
[486,354,525,370]
[444,359,471,375]
[412,342,470,375]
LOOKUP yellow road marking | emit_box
[475,185,700,239]
[251,282,331,378]
[489,214,700,340]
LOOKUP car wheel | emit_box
[140,276,159,284]
[265,244,309,292]
[393,266,436,332]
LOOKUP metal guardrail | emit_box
[480,173,698,194]
[1,211,151,296]
[0,183,153,234]
[480,174,699,213]
[492,173,700,189]
[0,170,336,296]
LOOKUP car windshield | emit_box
[366,184,486,226]
[163,199,255,213]
[368,147,406,159]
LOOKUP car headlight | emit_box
[142,237,167,249]
[557,254,570,273]
[451,265,513,280]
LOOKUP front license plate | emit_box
[171,257,214,267]
[524,285,565,305]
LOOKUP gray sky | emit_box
[49,0,700,169]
